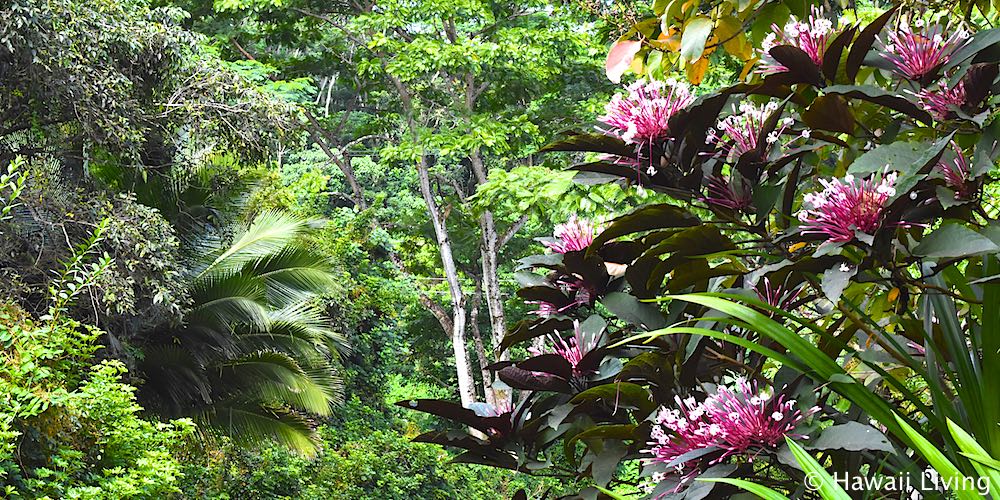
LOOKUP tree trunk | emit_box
[416,155,477,407]
[479,211,508,362]
[469,284,495,406]
[469,147,520,408]
[304,110,367,210]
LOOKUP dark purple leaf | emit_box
[668,261,743,293]
[846,7,896,82]
[501,318,574,351]
[598,241,645,264]
[412,430,488,449]
[569,161,650,185]
[768,45,824,86]
[516,286,572,307]
[517,354,575,380]
[625,254,663,298]
[823,27,857,82]
[961,63,999,111]
[539,131,633,157]
[643,225,735,258]
[498,365,573,393]
[561,251,610,294]
[570,381,656,416]
[450,450,519,470]
[802,95,855,134]
[589,204,701,252]
[396,399,500,434]
[822,84,932,123]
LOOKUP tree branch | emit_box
[500,215,529,248]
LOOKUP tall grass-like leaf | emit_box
[697,478,790,499]
[980,256,1000,457]
[926,273,987,451]
[948,419,1000,494]
[895,414,981,500]
[785,438,852,500]
[668,293,910,442]
[614,325,811,374]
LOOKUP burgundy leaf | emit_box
[498,365,573,393]
[823,27,857,82]
[846,7,897,82]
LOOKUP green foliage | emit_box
[402,2,1000,497]
[137,211,347,455]
[0,158,27,222]
[177,395,572,499]
[47,219,113,321]
[1,307,194,498]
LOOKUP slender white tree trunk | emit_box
[469,286,496,406]
[416,156,477,407]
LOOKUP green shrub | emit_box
[178,395,573,499]
[1,306,194,499]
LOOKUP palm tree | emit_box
[138,210,347,455]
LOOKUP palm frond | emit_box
[199,210,308,278]
[138,208,345,456]
[197,402,321,457]
[138,345,214,412]
[267,302,350,356]
[246,246,337,306]
[215,350,338,415]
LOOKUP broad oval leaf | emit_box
[680,17,713,62]
[606,40,642,83]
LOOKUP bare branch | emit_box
[500,215,530,248]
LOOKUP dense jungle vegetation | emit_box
[5,0,1000,498]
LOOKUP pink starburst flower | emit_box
[543,216,596,254]
[529,276,595,317]
[706,102,790,161]
[528,320,601,375]
[704,175,753,211]
[937,143,974,199]
[917,80,967,120]
[758,7,835,75]
[797,172,898,243]
[752,278,803,310]
[880,23,969,81]
[599,78,694,145]
[481,399,514,417]
[644,379,816,489]
[530,301,559,317]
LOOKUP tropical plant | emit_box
[401,2,1000,497]
[137,210,347,455]
[705,416,1000,500]
[1,240,192,499]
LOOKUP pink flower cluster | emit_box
[543,216,596,254]
[753,278,803,310]
[880,23,969,81]
[938,143,974,199]
[797,172,898,243]
[645,379,815,486]
[759,7,834,75]
[704,175,753,212]
[917,80,967,120]
[530,276,594,317]
[706,102,791,161]
[600,79,694,145]
[528,320,600,375]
